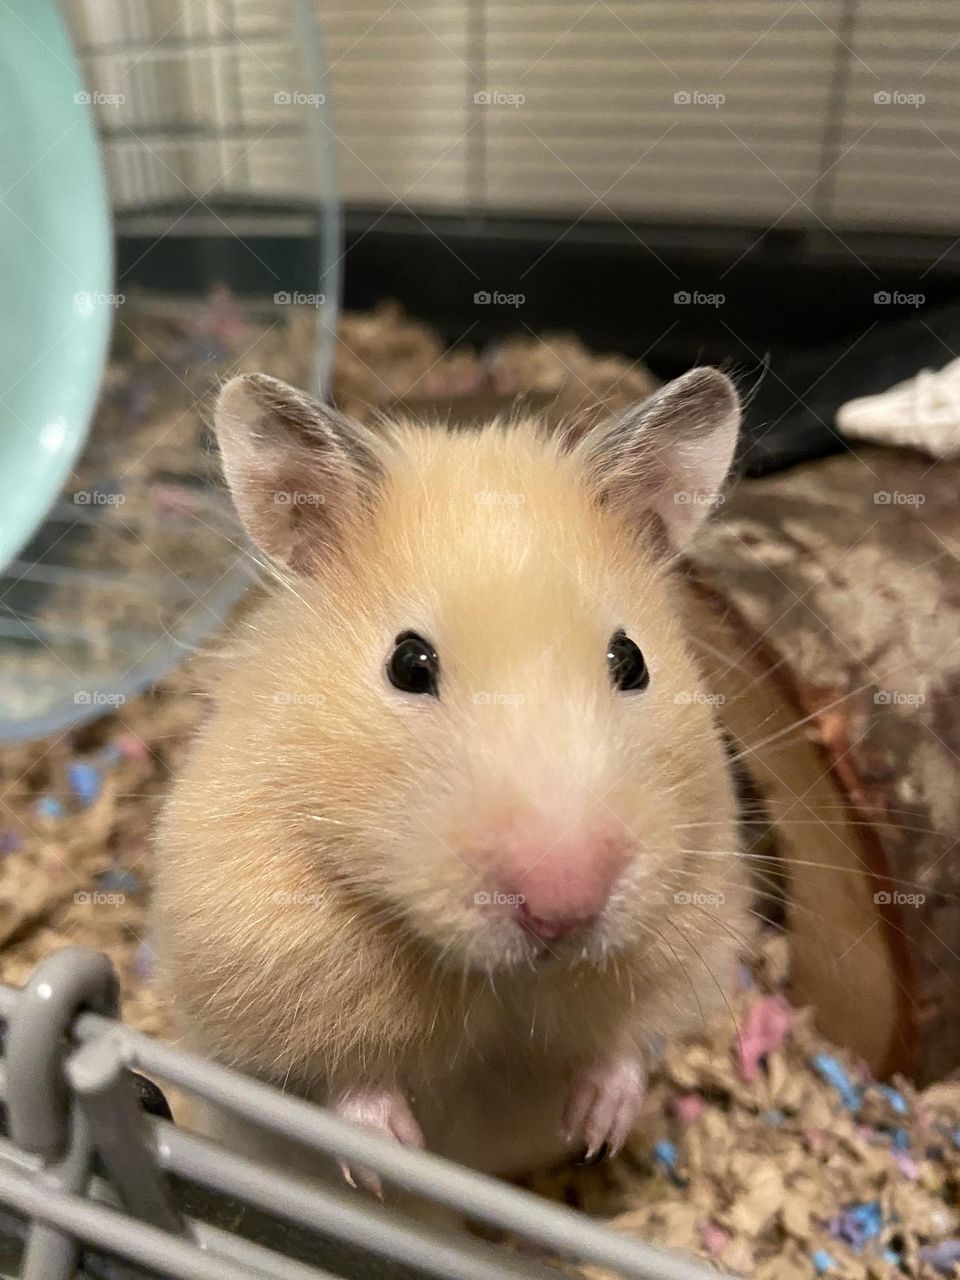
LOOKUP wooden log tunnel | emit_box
[686,446,960,1084]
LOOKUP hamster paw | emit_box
[331,1087,424,1197]
[562,1055,646,1162]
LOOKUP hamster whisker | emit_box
[691,640,794,706]
[666,918,741,1042]
[718,814,955,840]
[680,848,955,903]
[483,962,503,1006]
[689,904,759,959]
[454,974,492,1067]
[665,866,822,926]
[610,950,637,1006]
[696,623,922,725]
[653,924,706,1030]
[721,681,879,766]
[665,863,745,895]
[680,802,940,821]
[622,921,702,1021]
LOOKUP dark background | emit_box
[118,210,960,474]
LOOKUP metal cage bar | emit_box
[0,947,728,1280]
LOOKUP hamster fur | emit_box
[153,367,753,1182]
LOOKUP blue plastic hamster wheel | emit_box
[0,0,339,743]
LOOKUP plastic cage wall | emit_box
[0,0,339,745]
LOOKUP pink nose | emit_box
[495,825,631,941]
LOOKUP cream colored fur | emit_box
[154,401,751,1177]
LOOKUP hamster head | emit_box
[212,368,741,974]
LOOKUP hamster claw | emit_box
[573,1141,611,1167]
[339,1160,383,1199]
[562,1055,646,1161]
[331,1086,424,1197]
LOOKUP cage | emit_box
[0,946,724,1280]
[0,0,339,744]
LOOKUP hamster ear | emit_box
[577,367,740,549]
[214,374,376,574]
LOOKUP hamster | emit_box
[153,366,752,1184]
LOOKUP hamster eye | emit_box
[607,629,649,692]
[388,631,440,696]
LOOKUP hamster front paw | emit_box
[562,1054,646,1162]
[331,1086,424,1196]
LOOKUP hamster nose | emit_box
[498,827,631,940]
